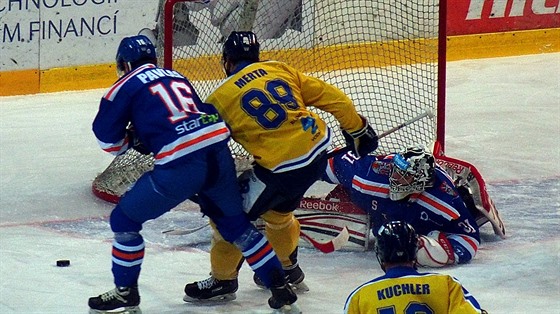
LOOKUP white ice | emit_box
[1,53,559,314]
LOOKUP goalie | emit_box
[323,145,490,267]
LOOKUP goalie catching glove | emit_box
[416,231,456,267]
[342,115,378,158]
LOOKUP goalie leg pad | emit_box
[416,231,456,267]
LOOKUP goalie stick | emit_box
[299,226,350,254]
[162,222,209,235]
[327,107,435,158]
[163,222,351,253]
[159,107,434,245]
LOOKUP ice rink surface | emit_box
[1,53,559,313]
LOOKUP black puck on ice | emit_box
[56,260,70,267]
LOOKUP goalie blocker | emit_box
[290,154,505,255]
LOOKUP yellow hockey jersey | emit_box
[343,266,484,314]
[206,60,364,172]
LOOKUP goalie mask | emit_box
[375,221,418,266]
[389,145,435,201]
[222,31,260,76]
[116,35,157,78]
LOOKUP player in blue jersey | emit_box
[88,35,299,313]
[183,31,379,303]
[323,145,480,267]
[344,221,487,314]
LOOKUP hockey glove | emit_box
[126,125,150,155]
[416,231,456,267]
[342,115,378,158]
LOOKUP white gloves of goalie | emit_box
[416,231,457,267]
[342,115,378,158]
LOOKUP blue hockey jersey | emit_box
[323,152,480,264]
[93,64,230,165]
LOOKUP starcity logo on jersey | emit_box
[174,113,220,135]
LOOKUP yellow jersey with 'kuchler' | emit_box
[344,266,484,314]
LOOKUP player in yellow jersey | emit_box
[184,31,379,305]
[344,221,487,314]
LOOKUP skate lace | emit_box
[197,277,217,290]
[100,288,126,302]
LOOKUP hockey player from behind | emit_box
[184,31,378,303]
[323,145,481,267]
[88,35,298,313]
[343,221,487,314]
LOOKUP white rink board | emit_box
[0,0,438,71]
[0,0,156,71]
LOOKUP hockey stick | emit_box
[327,107,435,158]
[163,221,351,253]
[162,222,210,235]
[299,226,350,254]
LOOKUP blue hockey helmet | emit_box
[222,31,259,74]
[116,35,157,77]
[375,221,418,266]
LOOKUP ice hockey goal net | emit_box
[92,0,447,203]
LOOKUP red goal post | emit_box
[160,0,448,157]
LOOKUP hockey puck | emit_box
[56,260,70,267]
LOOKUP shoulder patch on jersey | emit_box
[439,181,457,197]
[370,160,391,175]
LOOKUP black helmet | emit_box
[222,31,260,64]
[116,35,157,77]
[375,221,418,264]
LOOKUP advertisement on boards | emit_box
[448,0,560,35]
[1,0,155,71]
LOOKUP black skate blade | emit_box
[271,302,302,314]
[255,282,309,293]
[290,281,309,293]
[182,293,237,303]
[89,306,142,314]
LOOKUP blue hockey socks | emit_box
[234,225,284,288]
